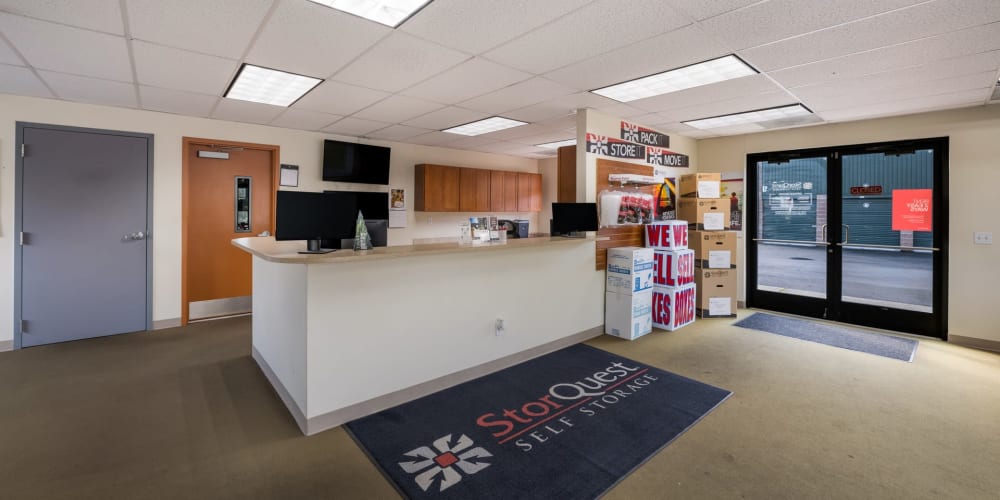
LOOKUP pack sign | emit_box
[645,146,689,167]
[652,284,696,331]
[586,133,645,160]
[620,120,669,147]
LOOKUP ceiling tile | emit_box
[627,74,785,113]
[740,0,1000,71]
[292,80,390,116]
[352,95,445,123]
[476,122,552,141]
[662,0,762,21]
[442,135,499,148]
[805,71,996,112]
[459,77,577,114]
[483,0,691,74]
[322,117,391,137]
[406,131,463,146]
[139,85,217,116]
[400,0,592,55]
[544,24,732,91]
[332,31,470,93]
[126,0,272,59]
[132,41,238,95]
[400,57,531,104]
[507,131,577,147]
[365,124,432,141]
[0,0,124,34]
[211,98,285,124]
[819,88,989,122]
[0,37,24,65]
[0,64,52,97]
[401,106,489,130]
[246,0,389,78]
[769,22,1000,88]
[699,0,924,51]
[657,91,798,123]
[0,13,131,81]
[503,102,578,124]
[268,108,342,131]
[39,70,136,107]
[596,102,651,118]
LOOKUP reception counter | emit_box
[232,235,606,435]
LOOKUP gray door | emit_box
[17,124,152,347]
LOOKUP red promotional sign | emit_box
[892,189,932,231]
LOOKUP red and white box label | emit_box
[645,221,689,250]
[652,284,697,331]
[653,249,695,288]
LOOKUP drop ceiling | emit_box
[1,0,998,159]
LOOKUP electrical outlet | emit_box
[495,318,504,336]
[974,232,993,245]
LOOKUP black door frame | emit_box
[746,137,948,339]
[14,122,154,349]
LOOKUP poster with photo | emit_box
[720,173,744,231]
[389,188,407,228]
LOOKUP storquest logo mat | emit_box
[347,344,731,499]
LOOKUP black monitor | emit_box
[324,190,389,220]
[551,202,599,237]
[275,191,356,254]
[322,140,390,185]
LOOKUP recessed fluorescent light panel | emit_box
[592,55,757,103]
[225,64,322,107]
[443,116,528,136]
[536,139,576,149]
[682,104,813,130]
[308,0,432,27]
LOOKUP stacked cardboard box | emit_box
[678,173,738,318]
[645,221,696,331]
[605,247,654,340]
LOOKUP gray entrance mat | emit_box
[734,313,918,362]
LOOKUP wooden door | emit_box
[183,138,276,323]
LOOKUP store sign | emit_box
[586,133,645,160]
[850,185,883,195]
[892,189,932,231]
[620,121,669,147]
[646,146,689,167]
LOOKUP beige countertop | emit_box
[232,235,605,264]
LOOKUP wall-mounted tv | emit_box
[322,139,390,185]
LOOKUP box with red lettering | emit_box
[653,248,695,288]
[652,284,696,331]
[645,220,689,250]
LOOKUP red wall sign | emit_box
[892,189,932,231]
[850,185,882,195]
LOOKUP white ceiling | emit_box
[1,0,998,159]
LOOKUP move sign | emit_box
[646,146,689,167]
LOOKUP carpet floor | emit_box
[0,312,998,499]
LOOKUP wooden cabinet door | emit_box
[557,145,576,202]
[475,169,491,211]
[503,172,518,212]
[490,170,505,211]
[415,164,460,211]
[459,167,478,211]
[517,172,533,212]
[528,173,542,211]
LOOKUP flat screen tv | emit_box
[274,191,356,253]
[322,139,390,185]
[551,202,599,237]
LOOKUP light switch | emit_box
[974,232,993,245]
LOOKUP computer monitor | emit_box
[551,202,599,237]
[274,191,356,254]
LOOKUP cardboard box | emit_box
[645,220,688,250]
[690,230,737,268]
[679,173,721,198]
[694,268,737,318]
[652,284,696,331]
[678,198,730,230]
[605,290,653,340]
[606,247,654,295]
[653,249,694,288]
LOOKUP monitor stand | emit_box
[298,238,336,254]
[562,231,587,238]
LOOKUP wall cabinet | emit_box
[415,164,542,212]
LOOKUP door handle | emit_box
[122,231,146,241]
[841,224,850,244]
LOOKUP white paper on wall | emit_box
[709,297,732,316]
[708,250,731,269]
[389,210,407,228]
[703,212,724,230]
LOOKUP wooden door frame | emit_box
[181,137,279,326]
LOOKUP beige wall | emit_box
[697,105,1000,343]
[0,94,541,340]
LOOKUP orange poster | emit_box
[892,189,932,231]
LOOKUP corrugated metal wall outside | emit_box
[759,158,826,242]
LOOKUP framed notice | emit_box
[279,164,299,187]
[389,188,407,228]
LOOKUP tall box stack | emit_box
[645,221,696,331]
[680,172,738,318]
[605,247,654,340]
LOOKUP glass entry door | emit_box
[747,138,948,339]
